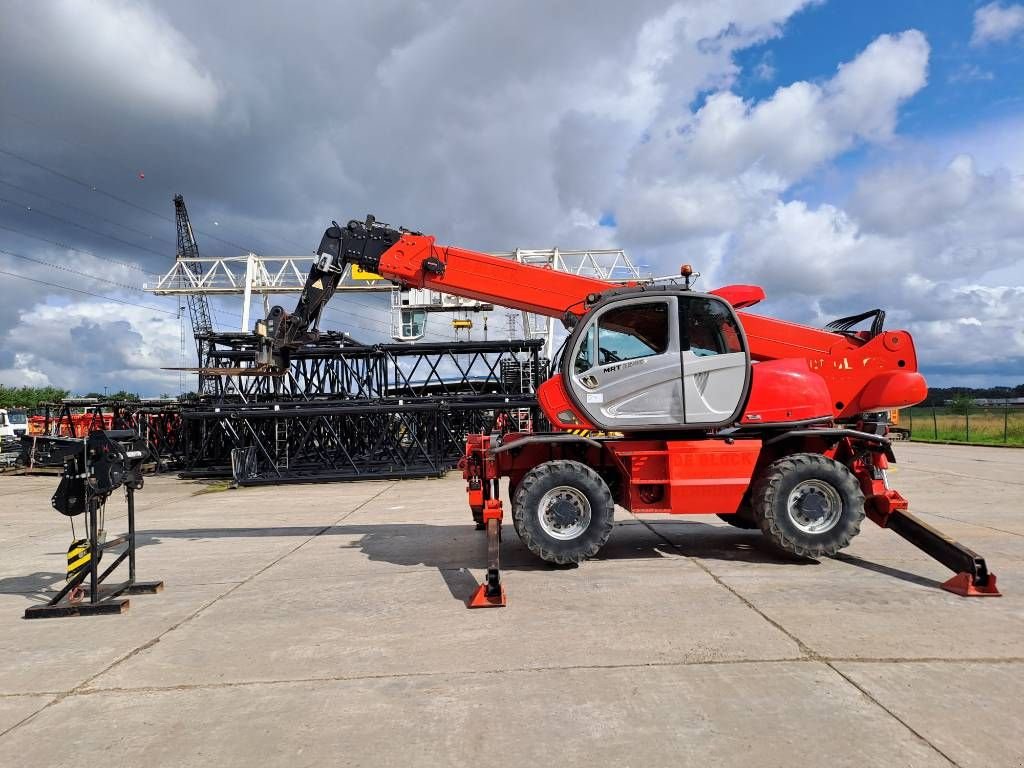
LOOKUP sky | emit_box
[0,0,1022,395]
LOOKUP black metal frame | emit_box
[24,485,163,618]
[177,336,547,484]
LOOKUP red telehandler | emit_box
[256,215,999,606]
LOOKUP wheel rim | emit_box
[786,479,843,534]
[538,486,592,540]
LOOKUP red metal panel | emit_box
[666,440,761,514]
[740,359,832,424]
[608,439,762,515]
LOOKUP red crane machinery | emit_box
[257,216,999,607]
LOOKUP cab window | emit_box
[686,298,743,357]
[574,325,596,374]
[597,302,669,365]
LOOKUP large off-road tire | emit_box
[513,460,615,564]
[508,481,522,537]
[753,453,865,558]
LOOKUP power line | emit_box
[0,222,147,272]
[5,111,312,256]
[0,178,176,247]
[4,111,148,187]
[0,247,144,293]
[0,136,459,341]
[0,143,258,253]
[2,111,306,254]
[0,195,168,258]
[0,267,177,315]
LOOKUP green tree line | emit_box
[0,386,169,410]
[0,385,71,410]
[922,384,1024,406]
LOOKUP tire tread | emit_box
[513,460,614,564]
[753,453,864,558]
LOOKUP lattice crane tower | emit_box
[173,194,214,390]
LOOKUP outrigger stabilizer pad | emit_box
[941,572,1000,597]
[467,517,506,608]
[468,580,507,608]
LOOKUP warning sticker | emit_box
[351,264,384,281]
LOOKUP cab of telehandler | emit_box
[560,289,750,431]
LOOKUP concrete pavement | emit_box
[0,443,1021,767]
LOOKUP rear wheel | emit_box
[753,453,864,557]
[513,460,615,564]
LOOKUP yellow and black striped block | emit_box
[66,539,90,579]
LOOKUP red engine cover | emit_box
[852,370,928,413]
[740,359,832,425]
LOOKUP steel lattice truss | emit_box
[178,336,547,484]
[197,333,545,401]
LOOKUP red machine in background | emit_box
[258,216,999,606]
[28,411,114,437]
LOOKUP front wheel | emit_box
[513,460,615,564]
[753,453,865,558]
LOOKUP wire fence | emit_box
[905,406,1024,446]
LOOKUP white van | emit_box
[0,409,28,440]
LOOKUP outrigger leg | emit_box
[866,491,1000,597]
[468,491,506,608]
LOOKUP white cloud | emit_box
[0,0,220,120]
[732,200,907,295]
[713,154,1024,384]
[898,278,1024,383]
[847,154,1024,272]
[947,63,995,84]
[754,51,777,81]
[971,2,1024,46]
[1,301,183,394]
[605,27,1024,386]
[0,355,50,387]
[617,30,929,246]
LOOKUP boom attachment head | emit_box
[316,215,405,275]
[256,215,403,370]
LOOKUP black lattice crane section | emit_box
[174,194,215,391]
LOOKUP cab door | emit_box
[680,295,748,424]
[567,297,685,429]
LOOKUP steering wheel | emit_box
[599,346,621,365]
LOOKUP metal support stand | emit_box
[25,486,164,619]
[468,500,506,608]
[871,506,1000,597]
